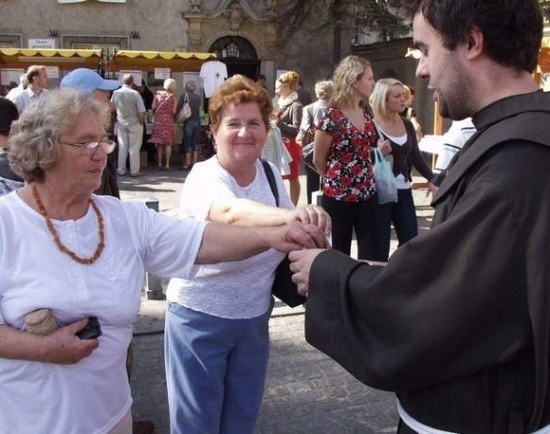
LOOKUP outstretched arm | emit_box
[209,199,331,234]
[195,221,329,265]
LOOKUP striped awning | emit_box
[112,50,216,72]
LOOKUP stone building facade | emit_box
[1,0,458,135]
[0,0,354,97]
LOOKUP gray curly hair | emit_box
[8,89,109,182]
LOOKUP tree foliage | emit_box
[273,0,409,49]
[540,0,550,20]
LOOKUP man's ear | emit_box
[465,26,484,60]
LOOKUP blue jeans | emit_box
[164,302,272,434]
[383,188,418,247]
[183,120,201,153]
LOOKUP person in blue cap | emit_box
[61,68,121,197]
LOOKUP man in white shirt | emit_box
[5,74,29,102]
[434,117,476,173]
[111,74,146,177]
[11,65,49,115]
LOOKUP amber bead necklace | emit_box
[32,184,105,265]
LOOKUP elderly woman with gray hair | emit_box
[150,77,178,170]
[296,80,334,204]
[0,89,326,433]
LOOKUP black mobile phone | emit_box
[76,316,102,340]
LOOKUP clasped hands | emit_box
[274,204,331,252]
[274,205,332,296]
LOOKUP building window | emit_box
[209,36,257,60]
[0,34,23,48]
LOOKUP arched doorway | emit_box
[208,36,260,80]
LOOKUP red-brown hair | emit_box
[208,74,273,133]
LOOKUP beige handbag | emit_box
[24,308,59,335]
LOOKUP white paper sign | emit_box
[154,68,171,80]
[45,66,60,79]
[1,68,24,86]
[117,70,142,86]
[28,39,56,49]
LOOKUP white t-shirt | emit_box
[12,87,49,115]
[0,193,206,434]
[166,157,294,319]
[199,61,228,97]
[435,118,476,172]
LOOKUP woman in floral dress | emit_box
[313,55,391,261]
[150,78,178,170]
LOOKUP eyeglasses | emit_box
[59,139,116,154]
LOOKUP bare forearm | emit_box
[313,153,327,176]
[313,131,331,176]
[0,320,97,364]
[0,325,49,362]
[195,221,328,265]
[209,199,294,227]
[195,222,271,264]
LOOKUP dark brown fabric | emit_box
[305,91,550,432]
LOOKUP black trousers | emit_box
[305,165,320,205]
[321,194,389,261]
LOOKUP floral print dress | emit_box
[320,107,378,202]
[150,92,176,147]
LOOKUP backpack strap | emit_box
[261,159,279,207]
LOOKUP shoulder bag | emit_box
[372,148,398,205]
[177,93,192,123]
[301,105,318,173]
[261,159,307,307]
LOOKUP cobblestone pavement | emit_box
[121,165,435,434]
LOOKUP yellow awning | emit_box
[113,50,216,72]
[0,48,216,72]
[0,48,101,67]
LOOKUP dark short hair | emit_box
[0,97,18,137]
[402,0,543,72]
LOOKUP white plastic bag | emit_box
[262,121,292,176]
[372,148,398,204]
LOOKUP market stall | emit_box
[112,50,215,72]
[0,48,102,69]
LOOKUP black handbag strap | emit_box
[261,159,279,207]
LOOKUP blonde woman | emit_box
[150,78,178,170]
[370,78,436,252]
[275,70,303,205]
[313,55,391,261]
